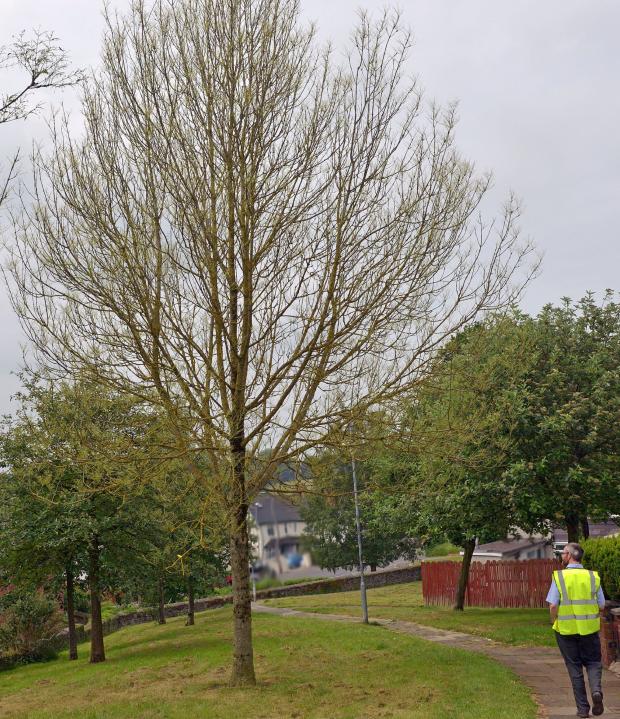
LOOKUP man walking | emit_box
[547,542,606,717]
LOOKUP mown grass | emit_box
[264,581,555,647]
[0,605,536,718]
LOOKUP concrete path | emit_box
[254,603,620,719]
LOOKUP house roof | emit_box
[265,462,311,487]
[474,538,548,555]
[249,492,301,525]
[553,521,619,543]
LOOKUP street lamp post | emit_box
[351,454,368,624]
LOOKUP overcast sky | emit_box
[1,0,619,414]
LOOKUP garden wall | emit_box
[255,565,421,599]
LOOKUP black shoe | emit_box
[577,711,590,718]
[592,691,604,716]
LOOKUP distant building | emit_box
[249,492,311,573]
[469,520,620,563]
[471,537,553,563]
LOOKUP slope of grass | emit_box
[0,605,536,718]
[264,581,555,647]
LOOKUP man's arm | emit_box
[546,577,560,624]
[549,603,558,624]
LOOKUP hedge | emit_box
[583,535,620,601]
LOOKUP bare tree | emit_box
[0,29,82,205]
[7,0,534,685]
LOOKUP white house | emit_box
[248,492,311,573]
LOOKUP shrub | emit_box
[0,592,65,664]
[425,542,461,558]
[583,536,620,601]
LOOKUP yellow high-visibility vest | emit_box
[553,568,601,635]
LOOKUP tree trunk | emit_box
[230,513,255,685]
[454,538,476,611]
[580,516,590,540]
[186,575,195,626]
[228,435,255,686]
[566,513,580,543]
[88,536,105,663]
[65,563,78,661]
[157,576,166,625]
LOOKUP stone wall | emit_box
[254,565,421,600]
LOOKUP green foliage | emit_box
[583,536,620,600]
[508,293,620,536]
[390,314,534,550]
[300,451,418,571]
[0,591,65,664]
[425,542,461,557]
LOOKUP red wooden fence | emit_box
[421,559,562,608]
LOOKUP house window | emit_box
[267,526,274,536]
[284,523,288,534]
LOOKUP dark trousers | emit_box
[555,631,603,713]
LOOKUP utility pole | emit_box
[351,454,368,624]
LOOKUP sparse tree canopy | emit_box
[0,30,81,206]
[7,0,533,684]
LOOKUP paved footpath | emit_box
[254,603,620,719]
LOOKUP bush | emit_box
[425,542,461,558]
[583,536,620,601]
[0,592,65,664]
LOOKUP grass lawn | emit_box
[0,605,536,719]
[263,581,555,647]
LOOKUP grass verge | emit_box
[0,605,536,718]
[263,581,555,647]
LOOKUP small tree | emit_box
[389,316,535,610]
[8,0,532,684]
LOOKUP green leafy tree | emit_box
[300,450,417,571]
[0,376,162,663]
[386,315,535,609]
[508,294,620,542]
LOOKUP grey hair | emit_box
[564,542,584,562]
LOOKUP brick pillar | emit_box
[609,607,620,668]
[599,605,617,667]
